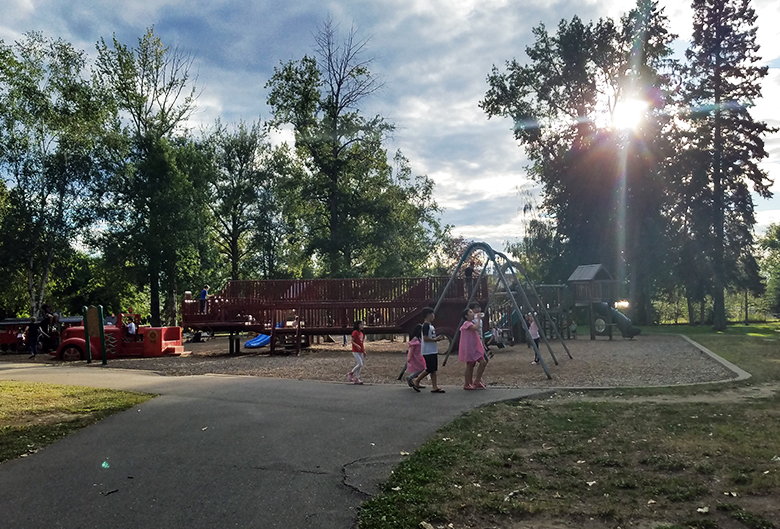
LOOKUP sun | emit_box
[612,99,648,130]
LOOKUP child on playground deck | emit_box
[459,307,487,390]
[347,320,365,384]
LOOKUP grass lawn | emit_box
[359,323,780,529]
[0,382,154,464]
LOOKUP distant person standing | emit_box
[464,260,475,299]
[199,285,209,314]
[347,320,366,384]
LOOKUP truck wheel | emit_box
[61,345,83,361]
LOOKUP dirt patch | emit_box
[6,333,744,390]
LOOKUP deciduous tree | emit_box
[0,32,108,317]
[94,27,204,325]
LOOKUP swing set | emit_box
[436,241,572,380]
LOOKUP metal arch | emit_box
[493,250,573,360]
[432,241,553,380]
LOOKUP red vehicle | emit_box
[1,316,81,353]
[53,313,184,361]
[0,319,27,352]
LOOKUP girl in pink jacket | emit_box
[459,308,487,390]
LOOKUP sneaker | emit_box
[354,379,364,385]
[473,381,486,389]
[347,372,354,382]
[463,384,476,390]
[530,360,538,365]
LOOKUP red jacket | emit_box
[351,330,364,353]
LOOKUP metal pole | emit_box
[491,255,552,379]
[83,306,91,364]
[496,252,572,360]
[98,305,107,365]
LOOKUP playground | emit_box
[34,332,739,389]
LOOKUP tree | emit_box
[94,27,204,326]
[267,19,442,277]
[759,224,780,314]
[266,20,382,277]
[0,32,108,317]
[682,0,776,330]
[205,119,272,280]
[481,1,678,322]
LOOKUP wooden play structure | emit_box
[567,264,640,339]
[181,276,489,355]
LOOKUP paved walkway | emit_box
[0,363,546,528]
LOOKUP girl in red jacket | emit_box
[347,320,365,384]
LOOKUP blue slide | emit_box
[244,334,271,348]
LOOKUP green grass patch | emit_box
[0,381,154,463]
[360,325,780,528]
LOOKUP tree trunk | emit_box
[700,299,706,326]
[150,260,161,327]
[164,288,178,327]
[328,174,340,277]
[686,293,695,325]
[711,7,727,332]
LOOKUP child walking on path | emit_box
[459,308,487,390]
[405,324,426,392]
[347,320,365,384]
[411,308,447,393]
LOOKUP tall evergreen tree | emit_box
[682,0,775,330]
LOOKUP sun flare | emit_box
[612,99,648,130]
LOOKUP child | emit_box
[411,308,447,393]
[526,313,541,364]
[25,317,46,360]
[459,308,487,390]
[469,302,492,359]
[347,320,365,384]
[405,324,425,392]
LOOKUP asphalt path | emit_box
[0,363,547,528]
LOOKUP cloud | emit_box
[1,0,777,249]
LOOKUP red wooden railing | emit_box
[182,276,486,335]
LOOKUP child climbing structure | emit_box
[181,276,489,354]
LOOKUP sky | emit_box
[2,0,778,252]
